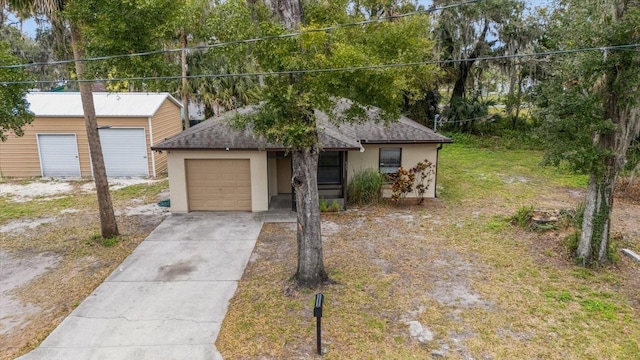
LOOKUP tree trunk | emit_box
[513,72,524,128]
[449,19,489,103]
[577,169,616,265]
[70,23,119,239]
[577,55,640,265]
[270,0,327,287]
[278,0,327,287]
[267,0,303,29]
[507,66,517,127]
[181,31,190,129]
[292,146,328,287]
[451,61,471,101]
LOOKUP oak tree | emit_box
[218,0,438,286]
[536,0,640,265]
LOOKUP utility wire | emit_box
[440,114,496,124]
[1,43,637,86]
[0,0,480,70]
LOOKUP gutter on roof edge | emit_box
[360,139,453,144]
[150,146,361,151]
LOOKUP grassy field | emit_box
[216,142,640,359]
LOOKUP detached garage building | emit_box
[0,92,182,178]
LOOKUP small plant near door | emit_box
[319,199,342,212]
[319,198,329,212]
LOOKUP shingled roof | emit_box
[152,102,451,151]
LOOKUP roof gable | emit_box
[26,92,182,117]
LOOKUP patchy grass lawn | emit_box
[0,178,170,360]
[217,143,640,359]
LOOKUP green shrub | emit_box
[102,236,120,247]
[573,201,585,227]
[319,198,329,212]
[319,199,343,212]
[329,200,342,212]
[510,205,534,229]
[563,231,581,253]
[347,168,384,206]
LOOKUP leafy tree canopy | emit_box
[536,0,640,176]
[64,0,181,91]
[210,0,439,148]
[0,41,34,141]
[535,0,640,265]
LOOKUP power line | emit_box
[1,43,637,86]
[0,0,480,70]
[440,114,496,124]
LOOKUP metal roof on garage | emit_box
[26,92,182,117]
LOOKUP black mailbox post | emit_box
[313,293,324,355]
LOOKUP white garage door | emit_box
[37,134,81,177]
[99,128,149,177]
[186,159,251,211]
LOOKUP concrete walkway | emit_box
[18,211,294,360]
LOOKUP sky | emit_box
[5,13,42,38]
[23,18,39,38]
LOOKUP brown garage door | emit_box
[186,159,251,211]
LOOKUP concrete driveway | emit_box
[18,211,294,360]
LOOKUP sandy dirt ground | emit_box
[2,177,639,359]
[0,178,170,359]
[217,182,640,359]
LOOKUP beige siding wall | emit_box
[166,150,269,213]
[347,143,439,198]
[0,117,149,178]
[150,99,182,177]
[0,120,47,177]
[0,112,183,178]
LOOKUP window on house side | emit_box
[379,148,402,179]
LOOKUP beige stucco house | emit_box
[152,103,452,213]
[0,92,182,178]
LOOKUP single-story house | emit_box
[0,92,182,178]
[152,103,452,213]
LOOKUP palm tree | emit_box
[190,52,260,118]
[6,0,118,238]
[172,0,209,128]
